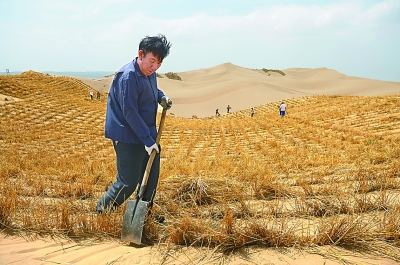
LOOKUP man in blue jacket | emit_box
[97,34,172,213]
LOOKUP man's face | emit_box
[137,50,162,77]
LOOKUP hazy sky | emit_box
[1,0,399,81]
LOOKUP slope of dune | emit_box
[79,77,114,93]
[77,63,400,118]
[177,62,269,82]
[283,67,346,80]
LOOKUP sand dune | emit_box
[78,62,399,118]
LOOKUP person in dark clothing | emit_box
[97,34,172,213]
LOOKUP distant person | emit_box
[216,108,220,116]
[227,104,231,113]
[279,101,287,117]
[97,34,172,213]
[251,107,255,117]
[96,91,101,100]
[90,91,94,100]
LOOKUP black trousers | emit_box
[97,141,160,212]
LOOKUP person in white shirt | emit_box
[279,102,287,117]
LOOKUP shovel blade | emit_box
[121,199,149,244]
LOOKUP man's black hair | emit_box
[139,34,171,62]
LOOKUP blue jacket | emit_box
[104,58,165,147]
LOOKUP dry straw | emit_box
[1,72,400,262]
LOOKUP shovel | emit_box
[121,102,168,244]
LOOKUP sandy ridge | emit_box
[77,62,400,118]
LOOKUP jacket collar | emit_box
[132,58,158,104]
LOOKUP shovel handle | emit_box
[137,105,167,198]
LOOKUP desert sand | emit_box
[1,233,398,265]
[78,62,400,118]
[1,63,400,265]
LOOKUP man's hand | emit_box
[161,96,172,110]
[145,143,159,156]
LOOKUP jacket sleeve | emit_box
[157,89,166,103]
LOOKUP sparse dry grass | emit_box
[1,71,400,262]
